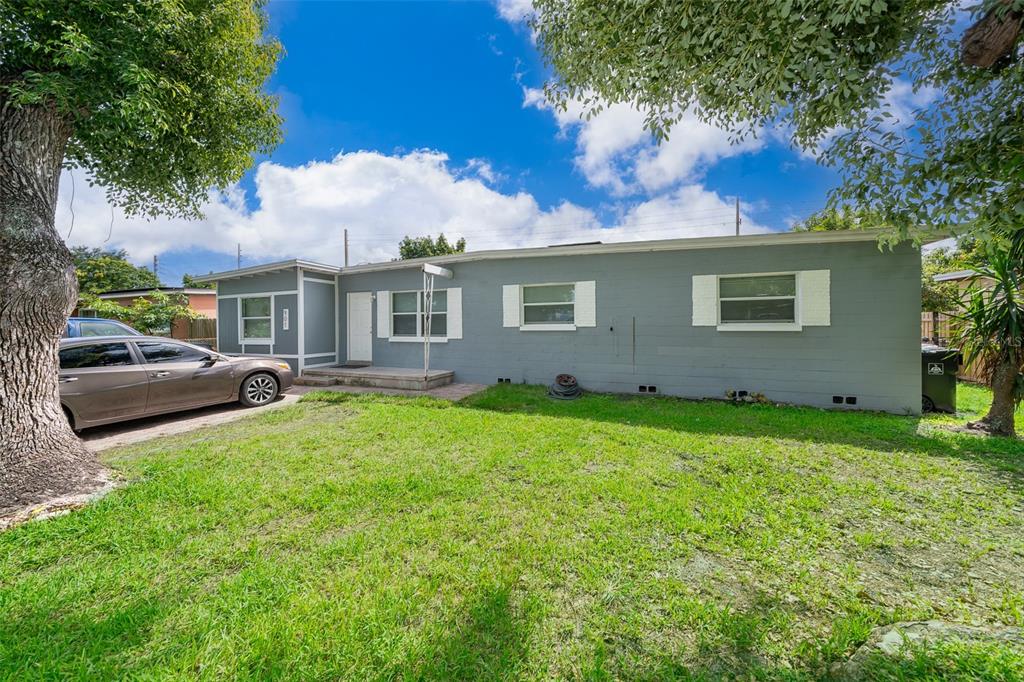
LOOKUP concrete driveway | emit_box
[80,383,487,452]
[82,393,300,452]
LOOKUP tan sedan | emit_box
[58,336,294,430]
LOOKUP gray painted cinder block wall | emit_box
[337,241,922,414]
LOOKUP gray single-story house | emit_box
[197,230,924,414]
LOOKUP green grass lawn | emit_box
[1,384,1023,680]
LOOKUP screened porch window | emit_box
[241,296,272,341]
[391,290,447,338]
[718,275,796,324]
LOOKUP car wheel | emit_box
[240,373,279,407]
[922,395,935,413]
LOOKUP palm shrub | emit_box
[951,243,1024,437]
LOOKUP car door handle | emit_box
[58,376,78,383]
[150,371,171,378]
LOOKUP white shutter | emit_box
[692,275,717,326]
[376,290,390,338]
[446,287,462,339]
[502,285,520,327]
[575,280,596,327]
[799,270,830,326]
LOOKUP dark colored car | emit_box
[58,336,294,430]
[65,317,142,338]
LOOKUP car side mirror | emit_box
[201,354,218,366]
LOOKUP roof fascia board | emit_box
[194,259,341,283]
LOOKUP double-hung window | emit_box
[241,296,272,342]
[718,274,796,324]
[391,290,447,338]
[521,283,575,326]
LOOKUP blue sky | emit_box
[59,0,847,286]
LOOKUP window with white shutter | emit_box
[692,270,831,331]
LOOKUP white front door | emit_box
[347,292,373,363]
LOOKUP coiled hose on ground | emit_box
[548,374,582,400]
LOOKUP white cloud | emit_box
[495,0,534,22]
[523,88,762,195]
[56,149,769,269]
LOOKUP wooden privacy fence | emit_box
[174,317,217,349]
[920,312,987,384]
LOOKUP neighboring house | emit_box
[76,287,217,340]
[197,230,925,414]
[922,270,994,383]
[931,269,996,293]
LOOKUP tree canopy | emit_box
[183,273,216,289]
[79,291,197,336]
[71,247,160,295]
[0,0,282,218]
[532,0,1023,246]
[398,234,467,260]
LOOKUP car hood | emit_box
[224,354,290,366]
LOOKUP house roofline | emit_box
[932,269,978,282]
[193,259,342,283]
[340,229,924,275]
[194,229,941,282]
[96,287,217,298]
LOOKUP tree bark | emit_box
[961,0,1023,69]
[967,358,1019,437]
[0,96,108,513]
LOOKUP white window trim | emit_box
[238,294,275,345]
[388,288,449,342]
[519,282,577,331]
[716,272,802,332]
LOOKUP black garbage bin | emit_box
[921,344,959,413]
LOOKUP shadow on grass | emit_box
[453,385,1024,477]
[404,580,534,680]
[0,595,169,678]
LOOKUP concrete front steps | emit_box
[296,366,455,391]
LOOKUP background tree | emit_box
[533,0,1021,434]
[78,292,198,336]
[71,247,160,295]
[398,233,467,260]
[182,273,217,289]
[791,207,885,233]
[0,0,281,510]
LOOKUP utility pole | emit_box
[735,196,741,236]
[236,243,242,269]
[343,228,349,267]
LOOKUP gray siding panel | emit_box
[215,289,298,355]
[303,279,337,356]
[273,294,298,355]
[219,268,298,296]
[217,298,240,353]
[337,241,921,414]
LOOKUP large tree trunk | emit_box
[0,97,108,514]
[968,358,1019,437]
